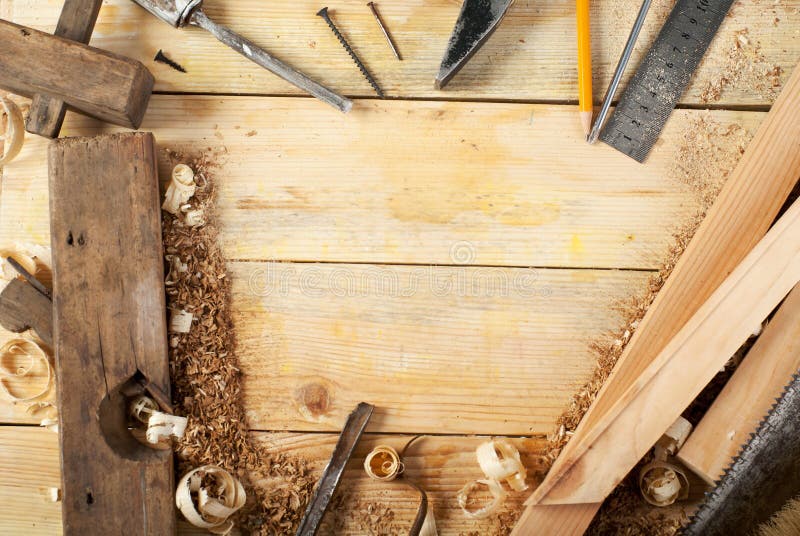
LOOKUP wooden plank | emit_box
[0,425,549,535]
[677,284,800,484]
[535,58,800,505]
[3,0,796,105]
[0,96,766,270]
[25,0,104,137]
[48,133,174,533]
[511,502,600,536]
[231,262,649,434]
[0,18,153,129]
[527,196,800,507]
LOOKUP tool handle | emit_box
[190,10,352,113]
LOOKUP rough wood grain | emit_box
[25,0,103,138]
[0,18,153,129]
[0,278,52,346]
[677,284,800,485]
[0,96,767,270]
[48,132,174,534]
[2,0,796,105]
[0,426,548,535]
[511,502,601,536]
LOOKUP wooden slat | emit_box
[1,0,796,105]
[677,284,800,484]
[0,262,651,434]
[535,58,800,504]
[0,96,767,269]
[0,425,550,535]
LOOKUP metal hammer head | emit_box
[131,0,203,27]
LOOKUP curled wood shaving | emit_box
[184,209,206,227]
[169,309,193,334]
[0,97,24,166]
[457,479,506,520]
[0,338,52,403]
[363,445,403,482]
[130,395,159,423]
[176,465,246,534]
[146,411,188,445]
[476,440,528,492]
[654,416,693,460]
[638,461,689,507]
[162,164,197,215]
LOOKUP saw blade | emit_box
[435,0,514,89]
[681,373,800,536]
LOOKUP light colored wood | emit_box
[0,263,651,434]
[677,283,800,485]
[529,197,800,506]
[511,502,600,536]
[0,96,768,269]
[1,0,796,105]
[529,57,800,510]
[0,425,550,535]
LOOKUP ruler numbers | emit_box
[600,0,735,162]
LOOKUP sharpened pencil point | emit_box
[580,111,593,137]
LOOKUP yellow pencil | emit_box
[576,0,593,136]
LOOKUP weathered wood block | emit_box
[0,18,153,130]
[48,132,175,534]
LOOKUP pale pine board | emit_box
[1,0,796,105]
[0,263,650,434]
[0,96,765,269]
[0,425,549,535]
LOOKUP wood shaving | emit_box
[699,28,783,103]
[0,96,24,166]
[162,150,314,534]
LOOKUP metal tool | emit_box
[682,374,800,536]
[435,0,513,89]
[130,0,352,113]
[367,2,401,61]
[296,402,374,536]
[318,7,384,98]
[586,0,652,145]
[599,0,735,162]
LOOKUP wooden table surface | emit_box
[0,0,796,533]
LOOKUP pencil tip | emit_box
[580,111,593,136]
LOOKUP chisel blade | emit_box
[435,0,514,89]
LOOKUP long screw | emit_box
[317,7,385,98]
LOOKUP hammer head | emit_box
[131,0,203,27]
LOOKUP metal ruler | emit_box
[600,0,735,162]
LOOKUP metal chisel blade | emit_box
[435,0,514,89]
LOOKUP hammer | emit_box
[131,0,353,113]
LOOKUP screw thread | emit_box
[319,11,384,98]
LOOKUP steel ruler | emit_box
[600,0,735,162]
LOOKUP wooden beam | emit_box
[25,0,103,137]
[516,61,800,533]
[0,18,152,129]
[677,284,800,484]
[48,132,174,533]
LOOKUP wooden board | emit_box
[0,96,769,270]
[49,133,174,533]
[0,18,152,129]
[0,425,549,535]
[677,284,800,484]
[1,0,796,105]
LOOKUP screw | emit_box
[367,2,402,61]
[317,7,384,98]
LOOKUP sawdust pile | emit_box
[162,151,314,534]
[699,28,783,103]
[670,112,753,208]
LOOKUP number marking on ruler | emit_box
[600,0,735,162]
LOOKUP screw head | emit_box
[316,7,329,17]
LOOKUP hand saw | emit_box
[681,373,800,535]
[435,0,514,89]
